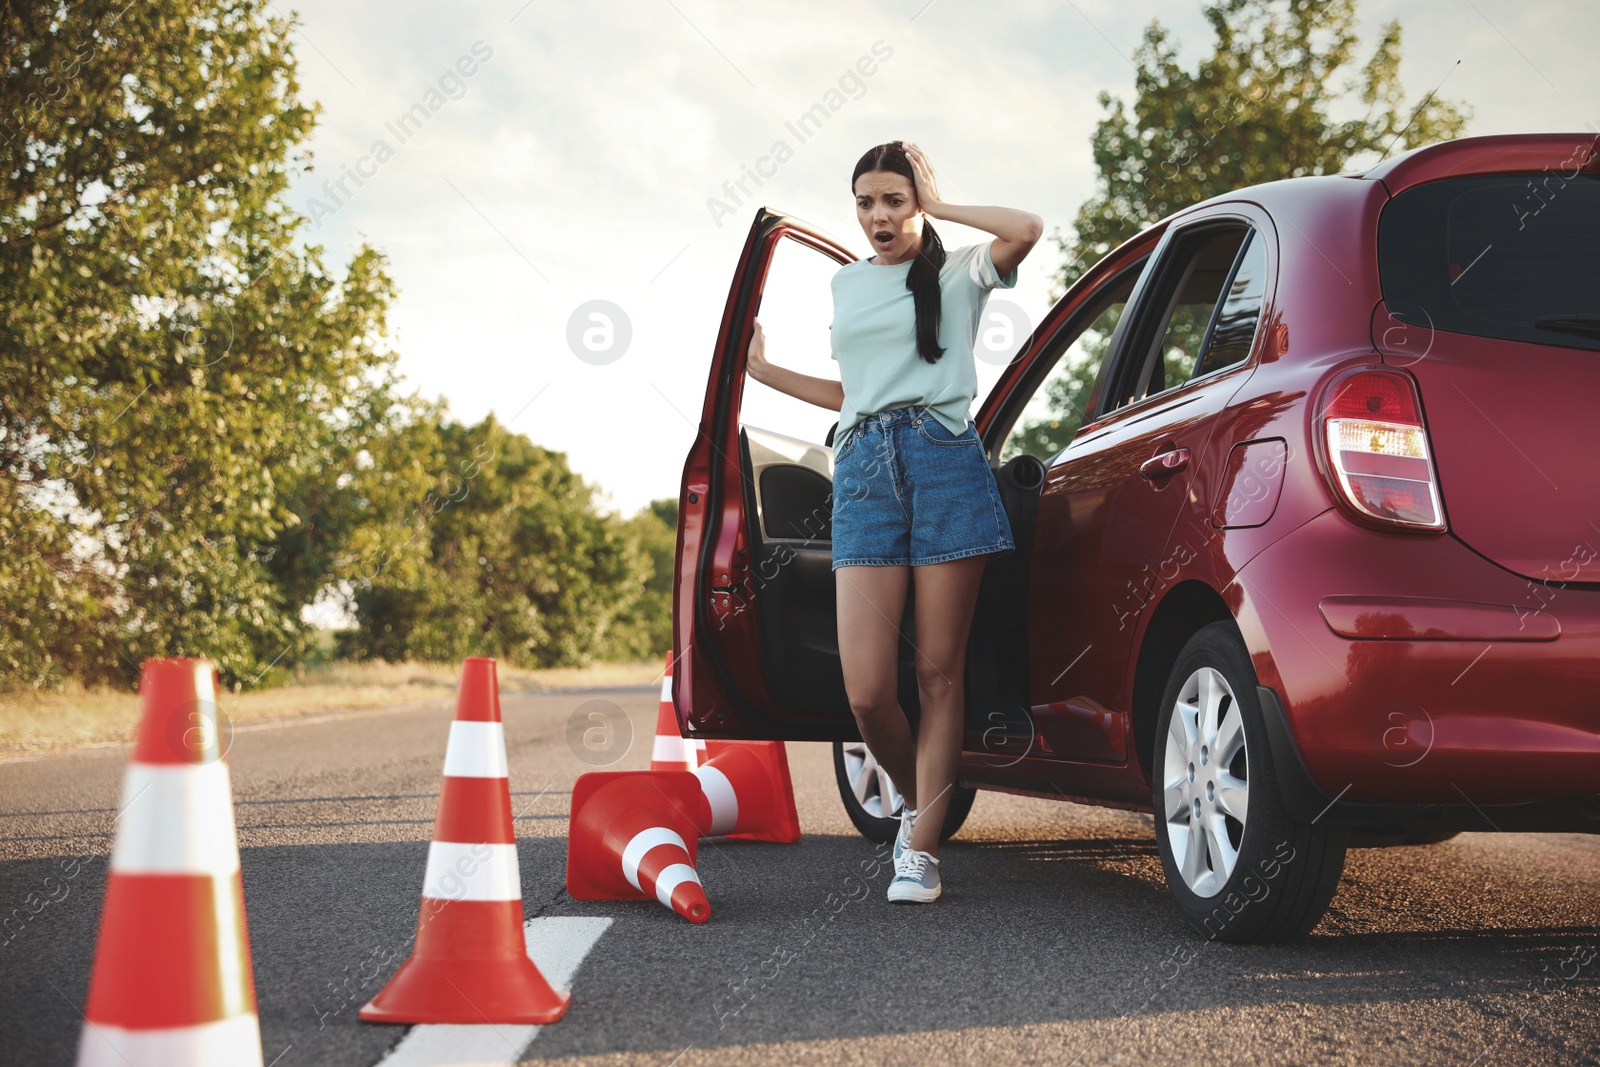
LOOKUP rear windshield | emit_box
[1377,171,1600,353]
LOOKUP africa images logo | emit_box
[706,40,895,228]
[305,40,495,229]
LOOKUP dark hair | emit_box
[851,141,946,364]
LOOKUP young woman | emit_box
[746,140,1042,903]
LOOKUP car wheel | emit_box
[1152,621,1349,943]
[832,740,975,844]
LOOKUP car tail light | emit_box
[1319,368,1446,530]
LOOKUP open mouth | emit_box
[874,231,894,246]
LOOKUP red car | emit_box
[672,133,1600,942]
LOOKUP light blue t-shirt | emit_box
[829,240,1018,462]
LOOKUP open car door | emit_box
[672,208,863,740]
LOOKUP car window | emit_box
[1194,232,1268,378]
[740,233,851,443]
[1378,172,1600,353]
[997,263,1143,465]
[1107,224,1262,411]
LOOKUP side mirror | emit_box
[824,420,838,448]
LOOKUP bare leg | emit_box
[835,564,917,811]
[907,554,988,856]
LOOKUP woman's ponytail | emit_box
[907,220,947,364]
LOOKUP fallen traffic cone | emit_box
[76,658,263,1067]
[650,651,697,772]
[693,740,802,844]
[360,657,570,1025]
[566,771,710,923]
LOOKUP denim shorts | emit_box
[831,404,1016,570]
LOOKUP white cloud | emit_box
[281,0,1600,517]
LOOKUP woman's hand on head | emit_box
[746,319,772,383]
[903,143,945,219]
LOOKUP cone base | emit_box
[358,952,571,1025]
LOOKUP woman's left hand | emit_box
[903,143,945,219]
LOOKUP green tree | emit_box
[998,305,1124,465]
[1006,0,1471,459]
[0,0,398,688]
[600,498,677,663]
[336,411,656,670]
[1053,0,1469,295]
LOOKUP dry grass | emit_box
[0,659,666,759]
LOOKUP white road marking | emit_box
[374,916,612,1067]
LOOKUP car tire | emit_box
[1152,621,1349,944]
[832,740,976,844]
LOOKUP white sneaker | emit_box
[887,848,941,903]
[893,806,918,867]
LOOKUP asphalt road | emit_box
[2,685,1597,1066]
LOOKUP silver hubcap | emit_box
[1162,666,1249,898]
[841,741,903,819]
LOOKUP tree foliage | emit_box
[999,307,1124,466]
[1003,0,1471,463]
[0,0,398,687]
[1,2,668,689]
[335,413,658,670]
[1050,0,1470,296]
[596,498,676,664]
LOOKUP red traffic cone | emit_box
[566,771,710,923]
[693,740,802,843]
[360,658,570,1025]
[76,658,263,1067]
[650,651,697,772]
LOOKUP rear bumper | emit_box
[1232,507,1600,822]
[1256,685,1600,834]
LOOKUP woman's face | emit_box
[853,169,921,262]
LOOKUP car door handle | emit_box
[1139,448,1190,480]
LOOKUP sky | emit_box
[276,0,1600,520]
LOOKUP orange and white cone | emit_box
[650,651,698,772]
[566,771,710,923]
[360,657,570,1024]
[76,658,262,1067]
[693,740,802,843]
